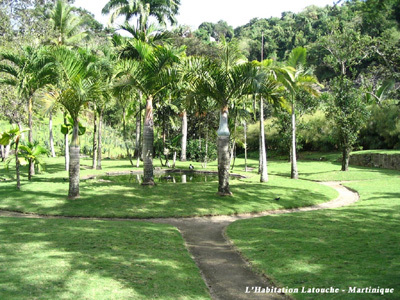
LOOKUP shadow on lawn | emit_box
[0,177,334,218]
[227,204,400,299]
[0,217,210,300]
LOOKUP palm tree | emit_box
[45,47,102,198]
[187,40,254,195]
[19,142,49,179]
[278,47,321,179]
[0,46,55,179]
[115,41,182,185]
[102,0,180,30]
[49,0,87,46]
[249,59,284,182]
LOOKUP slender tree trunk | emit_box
[49,111,56,157]
[122,109,134,166]
[204,126,208,169]
[135,105,142,168]
[217,106,232,196]
[17,122,24,141]
[172,151,176,168]
[142,96,155,185]
[64,112,69,171]
[28,97,33,143]
[92,109,97,169]
[15,137,21,190]
[96,109,103,170]
[260,97,268,182]
[291,102,299,179]
[258,128,262,174]
[181,110,187,161]
[5,144,10,160]
[1,145,4,161]
[28,96,35,178]
[68,120,80,199]
[341,145,351,171]
[244,121,248,172]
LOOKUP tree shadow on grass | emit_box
[0,176,336,219]
[0,217,211,300]
[227,205,400,299]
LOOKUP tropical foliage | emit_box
[1,0,400,197]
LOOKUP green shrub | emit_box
[186,138,217,162]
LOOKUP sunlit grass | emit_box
[0,157,338,218]
[227,166,400,299]
[0,217,211,300]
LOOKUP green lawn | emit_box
[227,164,400,299]
[0,217,210,300]
[0,157,338,218]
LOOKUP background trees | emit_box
[1,0,400,196]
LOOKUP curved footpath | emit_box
[0,182,359,300]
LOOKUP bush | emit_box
[186,138,217,162]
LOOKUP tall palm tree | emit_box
[115,41,182,185]
[249,59,284,182]
[102,0,180,30]
[49,0,88,170]
[45,47,102,198]
[49,0,87,46]
[0,46,55,179]
[278,47,321,179]
[187,40,254,195]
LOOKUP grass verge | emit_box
[226,176,400,299]
[0,217,211,300]
[0,157,338,218]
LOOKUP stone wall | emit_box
[349,153,400,171]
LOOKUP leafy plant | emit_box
[19,141,49,178]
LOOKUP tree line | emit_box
[0,0,399,198]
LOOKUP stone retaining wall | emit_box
[349,153,400,171]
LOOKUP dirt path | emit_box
[0,182,359,300]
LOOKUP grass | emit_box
[0,217,211,300]
[350,149,400,155]
[0,157,338,218]
[227,162,400,299]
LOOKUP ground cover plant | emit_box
[227,161,400,299]
[0,217,211,300]
[0,157,337,218]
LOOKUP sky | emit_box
[74,0,336,30]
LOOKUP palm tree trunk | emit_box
[96,109,103,170]
[142,95,155,185]
[28,96,35,178]
[181,110,187,161]
[291,102,299,179]
[122,108,134,166]
[49,111,56,157]
[15,136,21,190]
[135,105,142,168]
[217,106,232,196]
[92,109,97,169]
[260,97,268,182]
[204,125,208,168]
[244,121,248,172]
[68,119,80,199]
[64,112,69,171]
[172,151,177,168]
[0,145,4,161]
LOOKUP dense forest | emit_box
[1,0,399,195]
